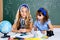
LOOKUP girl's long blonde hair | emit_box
[14,5,32,30]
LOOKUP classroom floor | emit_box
[0,28,60,40]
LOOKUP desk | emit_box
[7,32,34,40]
[1,28,58,40]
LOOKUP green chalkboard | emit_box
[3,0,60,25]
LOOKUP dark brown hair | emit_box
[36,8,49,23]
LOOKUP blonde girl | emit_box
[12,4,33,33]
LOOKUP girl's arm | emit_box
[12,23,19,32]
[34,27,37,31]
[16,22,33,33]
[48,23,54,31]
[26,22,33,32]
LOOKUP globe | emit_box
[0,20,12,33]
[0,20,12,38]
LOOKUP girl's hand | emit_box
[41,31,46,34]
[48,29,53,31]
[18,29,26,33]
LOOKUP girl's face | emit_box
[37,13,44,20]
[20,6,28,18]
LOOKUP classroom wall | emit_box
[3,0,60,25]
[2,0,60,27]
[0,0,3,21]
